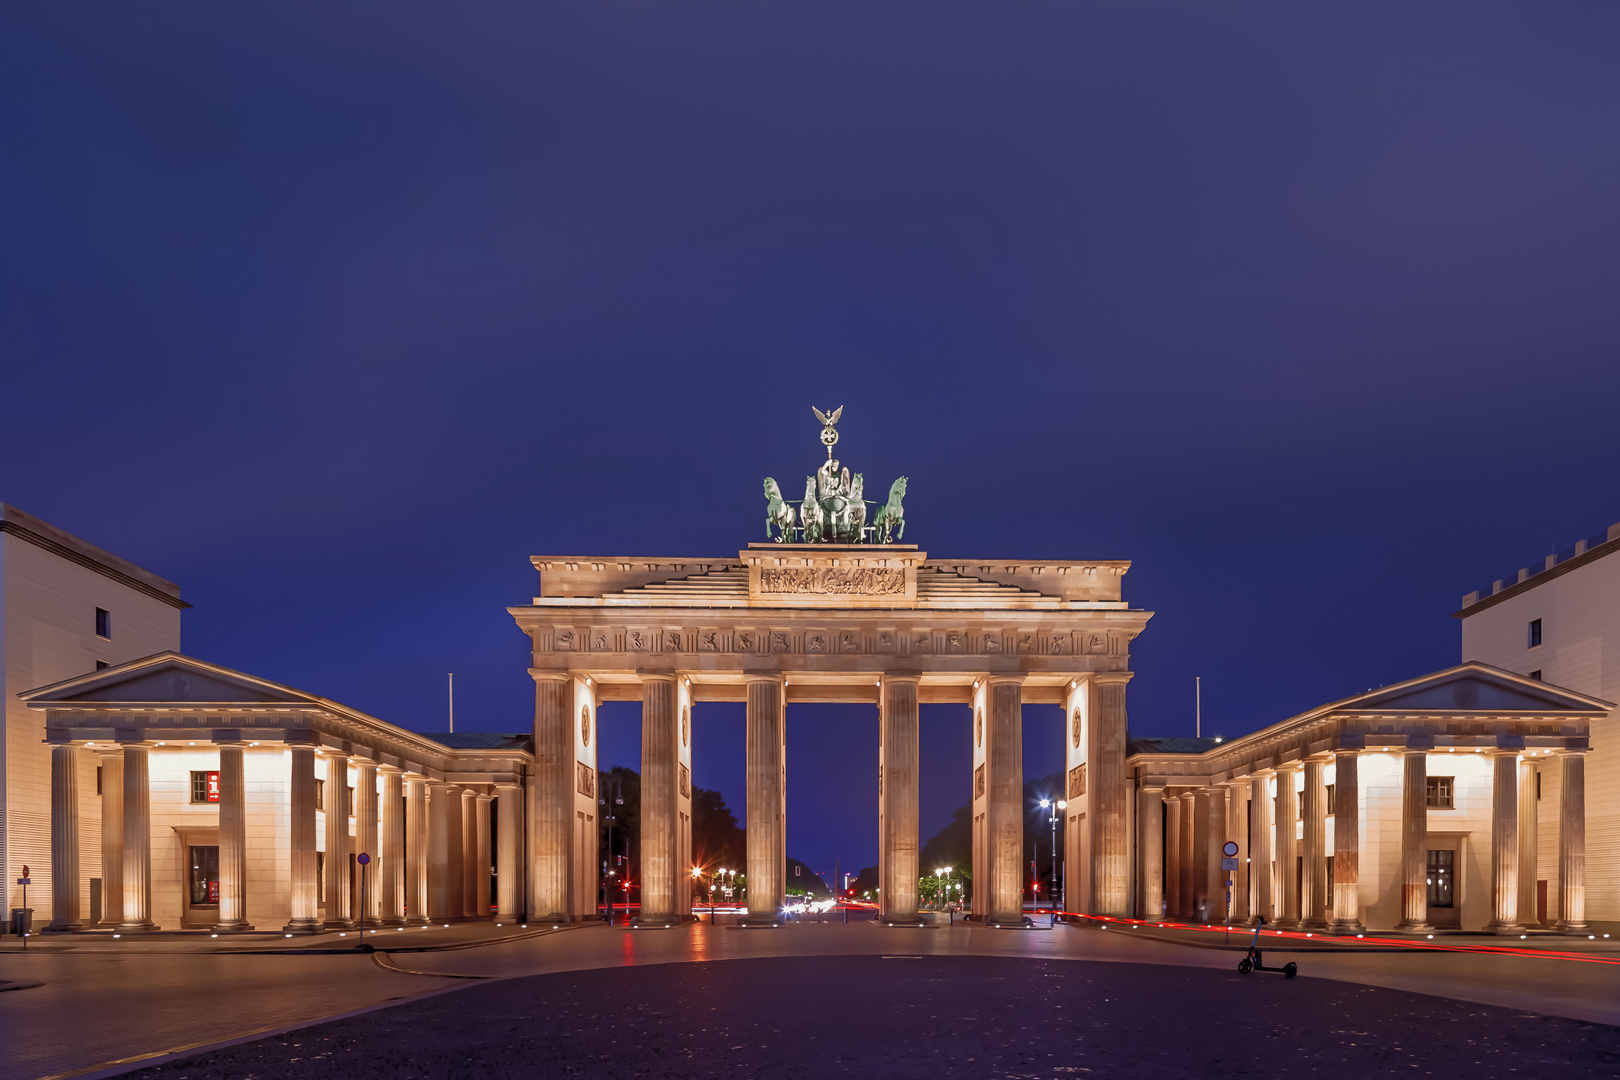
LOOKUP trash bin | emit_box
[11,908,34,936]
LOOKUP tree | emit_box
[691,785,746,873]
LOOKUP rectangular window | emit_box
[1529,669,1542,681]
[190,770,221,804]
[1426,776,1454,810]
[1324,783,1335,816]
[315,777,326,809]
[1528,618,1542,648]
[95,607,110,638]
[1426,849,1454,907]
[95,660,109,671]
[189,845,220,906]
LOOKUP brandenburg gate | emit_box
[510,408,1154,926]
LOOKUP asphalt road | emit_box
[109,954,1620,1080]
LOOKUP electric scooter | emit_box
[1237,915,1297,978]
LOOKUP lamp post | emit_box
[1038,798,1066,914]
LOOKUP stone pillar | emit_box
[638,674,681,924]
[1179,792,1197,920]
[1250,772,1271,925]
[379,767,405,925]
[284,742,321,934]
[1164,794,1182,918]
[1225,781,1247,924]
[1397,745,1430,930]
[1554,750,1587,932]
[119,742,157,932]
[984,676,1025,925]
[1091,673,1132,917]
[213,742,253,932]
[879,676,922,924]
[1487,749,1522,933]
[495,782,523,921]
[98,748,123,927]
[323,752,354,930]
[475,793,493,918]
[1518,757,1539,927]
[1138,784,1164,921]
[355,760,379,923]
[1330,748,1364,933]
[1273,762,1299,929]
[461,788,478,918]
[1300,757,1328,930]
[47,742,84,931]
[404,776,430,925]
[529,670,574,923]
[1203,786,1225,923]
[744,674,786,924]
[427,782,459,920]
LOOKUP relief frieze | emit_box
[758,567,905,595]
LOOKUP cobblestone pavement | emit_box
[3,921,1617,1080]
[113,954,1620,1080]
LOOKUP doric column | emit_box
[1202,786,1225,923]
[1090,673,1132,916]
[529,670,575,923]
[638,674,681,924]
[1329,747,1364,933]
[460,788,478,918]
[1300,757,1328,929]
[1224,781,1247,924]
[47,742,84,931]
[1487,749,1522,933]
[1179,792,1196,920]
[404,775,430,925]
[744,674,786,924]
[1554,750,1587,932]
[323,751,354,930]
[427,781,459,920]
[1517,757,1539,927]
[119,741,157,932]
[378,766,405,925]
[354,760,379,923]
[97,748,123,927]
[495,782,523,920]
[213,741,253,932]
[475,793,493,918]
[1249,772,1272,925]
[283,741,321,934]
[1163,793,1182,918]
[879,675,922,924]
[1397,744,1431,930]
[984,676,1025,925]
[1273,762,1299,929]
[1137,783,1164,921]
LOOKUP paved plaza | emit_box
[3,920,1618,1080]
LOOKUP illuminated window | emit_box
[1528,619,1542,648]
[1426,850,1454,907]
[1426,776,1454,810]
[190,770,221,804]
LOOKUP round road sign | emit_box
[1222,841,1239,858]
[357,852,371,865]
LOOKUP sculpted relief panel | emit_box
[539,625,1087,658]
[757,567,905,595]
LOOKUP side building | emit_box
[1456,519,1620,930]
[2,504,185,926]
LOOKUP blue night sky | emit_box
[5,4,1620,874]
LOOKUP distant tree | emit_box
[850,863,879,898]
[691,786,746,873]
[599,767,641,902]
[914,771,1067,905]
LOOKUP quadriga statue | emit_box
[763,478,796,542]
[873,476,907,542]
[799,475,826,543]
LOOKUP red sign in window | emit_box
[206,771,220,802]
[208,878,219,902]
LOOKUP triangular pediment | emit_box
[1348,663,1610,714]
[21,653,309,706]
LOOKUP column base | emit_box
[1554,920,1589,933]
[492,913,519,924]
[44,919,86,932]
[631,915,682,928]
[212,919,255,933]
[735,917,782,928]
[1395,920,1433,932]
[1486,922,1524,935]
[379,916,408,927]
[878,914,927,926]
[283,918,324,934]
[117,919,159,933]
[323,918,357,932]
[1298,917,1330,931]
[1329,918,1366,935]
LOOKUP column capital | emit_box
[1557,746,1590,757]
[493,780,522,792]
[529,668,573,683]
[743,671,785,684]
[879,673,922,685]
[475,791,493,804]
[638,671,678,684]
[1332,745,1362,758]
[377,762,404,775]
[984,673,1026,687]
[1274,759,1302,773]
[1091,671,1135,686]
